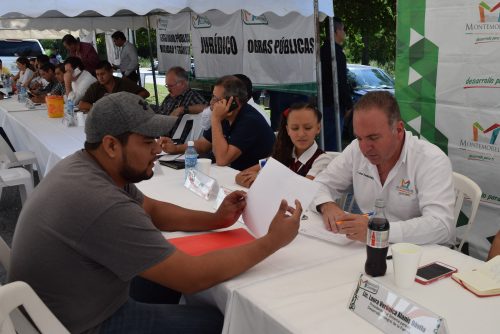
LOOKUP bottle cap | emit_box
[187,140,194,146]
[374,198,385,208]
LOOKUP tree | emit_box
[334,0,397,72]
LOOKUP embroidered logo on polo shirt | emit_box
[396,178,414,196]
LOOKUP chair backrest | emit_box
[452,172,482,252]
[0,236,10,273]
[0,282,69,334]
[0,135,18,167]
[171,114,203,143]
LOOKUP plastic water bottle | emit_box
[65,98,75,126]
[184,140,198,181]
[19,86,27,103]
[365,199,390,277]
[16,83,21,101]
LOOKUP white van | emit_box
[0,39,45,75]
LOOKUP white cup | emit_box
[76,112,86,127]
[197,158,212,176]
[391,243,422,289]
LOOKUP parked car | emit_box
[347,64,394,104]
[0,39,45,75]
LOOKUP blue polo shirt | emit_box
[203,103,275,170]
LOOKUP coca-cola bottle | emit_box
[365,199,390,277]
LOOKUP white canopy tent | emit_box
[0,1,341,150]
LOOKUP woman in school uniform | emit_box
[236,102,331,187]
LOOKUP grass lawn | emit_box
[144,83,168,106]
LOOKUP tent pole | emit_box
[329,15,342,152]
[146,15,159,108]
[314,0,325,150]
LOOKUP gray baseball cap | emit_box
[85,92,176,143]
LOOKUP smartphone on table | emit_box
[415,261,457,285]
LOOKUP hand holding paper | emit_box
[266,199,302,249]
[242,158,320,237]
[214,190,247,228]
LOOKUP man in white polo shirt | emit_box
[313,91,455,245]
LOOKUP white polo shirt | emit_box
[313,131,455,245]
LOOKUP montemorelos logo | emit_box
[242,10,268,25]
[472,122,499,144]
[459,122,500,161]
[396,179,414,196]
[465,2,500,43]
[192,15,211,29]
[479,1,500,22]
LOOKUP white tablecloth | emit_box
[136,164,500,334]
[0,98,85,176]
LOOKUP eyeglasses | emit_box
[210,95,225,103]
[165,81,181,89]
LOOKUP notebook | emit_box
[452,255,500,297]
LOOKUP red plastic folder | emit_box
[167,228,256,256]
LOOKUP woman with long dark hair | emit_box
[236,102,331,187]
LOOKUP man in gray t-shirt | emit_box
[9,92,303,334]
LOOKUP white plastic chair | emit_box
[0,282,69,334]
[452,172,482,252]
[0,134,41,183]
[0,168,34,206]
[0,135,41,183]
[171,114,203,143]
[0,236,65,334]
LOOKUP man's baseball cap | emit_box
[85,92,176,143]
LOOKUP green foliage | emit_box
[135,28,157,59]
[334,0,397,72]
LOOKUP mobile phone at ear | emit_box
[415,261,457,285]
[227,97,238,112]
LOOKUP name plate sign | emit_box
[348,274,448,334]
[184,169,219,200]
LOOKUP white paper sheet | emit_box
[242,157,320,237]
[299,212,354,246]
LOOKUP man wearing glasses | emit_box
[157,66,207,117]
[160,75,275,171]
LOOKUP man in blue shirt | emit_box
[161,75,275,170]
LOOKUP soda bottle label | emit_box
[366,229,389,248]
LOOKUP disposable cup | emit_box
[391,243,422,289]
[197,158,212,176]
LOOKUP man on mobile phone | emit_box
[63,57,96,105]
[160,75,275,170]
[313,91,455,245]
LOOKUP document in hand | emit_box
[168,228,255,256]
[242,157,320,238]
[451,255,500,297]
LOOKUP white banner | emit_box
[397,0,500,258]
[242,11,316,85]
[156,13,191,73]
[426,0,500,208]
[191,11,243,79]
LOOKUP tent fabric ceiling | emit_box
[0,1,334,19]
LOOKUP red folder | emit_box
[168,228,256,256]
